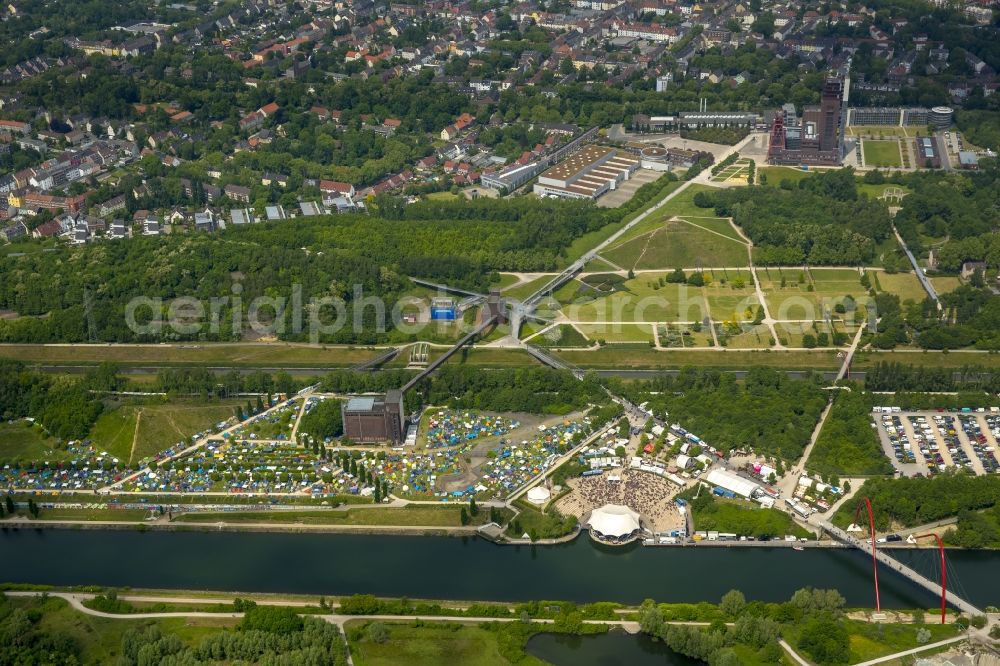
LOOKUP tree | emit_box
[460,507,469,525]
[720,589,747,617]
[469,496,478,516]
[367,621,388,644]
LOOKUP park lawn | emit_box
[559,180,685,266]
[720,327,773,349]
[875,272,929,303]
[554,348,843,370]
[929,276,962,295]
[853,349,1000,370]
[844,620,959,664]
[863,140,903,167]
[658,324,715,348]
[0,343,378,368]
[847,125,914,138]
[577,323,654,344]
[0,420,63,462]
[732,644,798,666]
[24,507,153,522]
[601,184,717,249]
[492,273,522,290]
[679,216,746,243]
[857,182,912,200]
[9,595,238,663]
[502,275,556,302]
[175,506,478,527]
[560,277,686,323]
[758,267,867,321]
[529,324,590,347]
[602,217,748,270]
[90,399,243,463]
[348,621,534,666]
[758,166,812,185]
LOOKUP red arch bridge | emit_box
[818,497,981,621]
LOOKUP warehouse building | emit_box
[533,145,639,200]
[342,390,405,443]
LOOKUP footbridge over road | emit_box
[820,520,982,616]
[400,309,503,394]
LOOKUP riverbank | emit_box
[0,586,978,666]
[4,517,993,552]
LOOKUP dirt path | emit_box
[128,410,143,464]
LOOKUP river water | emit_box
[3,529,997,608]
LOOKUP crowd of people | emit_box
[558,467,685,533]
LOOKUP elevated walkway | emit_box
[820,520,981,616]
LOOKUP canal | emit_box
[3,529,998,608]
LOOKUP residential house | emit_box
[224,184,252,203]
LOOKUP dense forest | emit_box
[623,367,828,462]
[299,399,344,441]
[640,588,851,666]
[835,474,1000,544]
[419,366,608,415]
[0,360,104,440]
[0,196,610,343]
[694,169,893,265]
[894,164,1000,267]
[808,391,893,477]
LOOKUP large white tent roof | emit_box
[705,468,760,499]
[527,486,551,504]
[587,504,641,538]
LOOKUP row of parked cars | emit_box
[880,414,917,466]
[958,414,1000,474]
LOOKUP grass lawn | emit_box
[928,276,961,295]
[0,343,380,368]
[175,506,480,527]
[0,420,62,462]
[348,621,533,666]
[554,348,843,370]
[501,275,557,302]
[758,267,867,321]
[844,620,959,663]
[529,324,590,347]
[600,184,717,249]
[693,497,811,539]
[577,323,654,344]
[857,182,912,200]
[559,270,757,324]
[560,180,685,266]
[847,125,913,138]
[862,140,903,167]
[602,216,748,270]
[758,166,813,185]
[89,399,243,463]
[23,507,153,522]
[875,272,930,303]
[492,273,523,290]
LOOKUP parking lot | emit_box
[873,408,1000,477]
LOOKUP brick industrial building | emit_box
[767,77,845,167]
[342,390,405,443]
